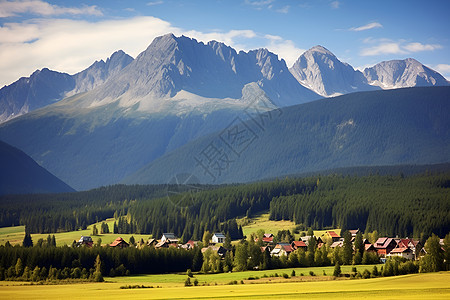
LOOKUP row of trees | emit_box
[1,230,449,282]
[0,244,195,281]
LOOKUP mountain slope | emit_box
[69,50,134,96]
[289,45,379,97]
[0,51,133,123]
[0,140,74,195]
[0,69,74,123]
[0,34,321,190]
[363,58,449,89]
[123,86,450,185]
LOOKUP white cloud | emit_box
[0,0,102,17]
[434,64,450,73]
[263,34,305,67]
[403,42,442,52]
[276,5,290,14]
[360,43,406,56]
[350,22,382,32]
[0,14,308,87]
[360,39,443,56]
[245,0,275,7]
[330,1,340,9]
[433,64,450,80]
[0,16,177,86]
[146,1,163,6]
[183,29,257,50]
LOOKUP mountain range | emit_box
[0,34,320,190]
[0,50,133,123]
[1,34,448,124]
[0,33,448,191]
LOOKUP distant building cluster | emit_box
[75,229,428,262]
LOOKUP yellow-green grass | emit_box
[107,264,381,287]
[0,219,152,247]
[239,212,296,236]
[239,211,341,240]
[0,272,448,299]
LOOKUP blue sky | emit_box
[0,0,449,87]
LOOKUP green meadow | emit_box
[0,272,448,299]
[0,219,151,247]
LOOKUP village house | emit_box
[155,240,170,248]
[161,233,178,243]
[364,243,377,252]
[271,243,294,257]
[300,235,323,246]
[349,229,360,237]
[201,245,227,257]
[387,247,415,260]
[181,240,198,250]
[211,233,226,244]
[291,240,307,251]
[263,233,274,243]
[326,231,341,243]
[109,237,129,248]
[147,238,157,247]
[330,241,343,248]
[77,236,93,247]
[374,237,397,257]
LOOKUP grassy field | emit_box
[239,212,296,237]
[0,272,448,299]
[0,219,152,247]
[106,264,381,287]
[239,211,341,240]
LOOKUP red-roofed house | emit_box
[110,237,129,248]
[271,243,294,257]
[181,240,198,250]
[349,229,360,237]
[262,236,274,243]
[364,243,376,252]
[326,231,341,243]
[374,238,397,257]
[291,240,307,251]
[387,247,414,260]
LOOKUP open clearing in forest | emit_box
[239,211,341,239]
[0,219,151,247]
[0,272,448,299]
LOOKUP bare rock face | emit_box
[363,58,449,89]
[0,51,133,123]
[290,45,378,97]
[87,33,319,109]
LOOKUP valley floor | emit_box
[1,272,449,299]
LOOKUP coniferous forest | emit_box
[0,171,448,240]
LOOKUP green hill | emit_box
[0,140,74,195]
[123,86,450,185]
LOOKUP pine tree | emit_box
[15,258,24,277]
[342,231,353,265]
[333,262,341,277]
[191,247,203,272]
[93,255,103,282]
[224,233,232,249]
[22,232,33,247]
